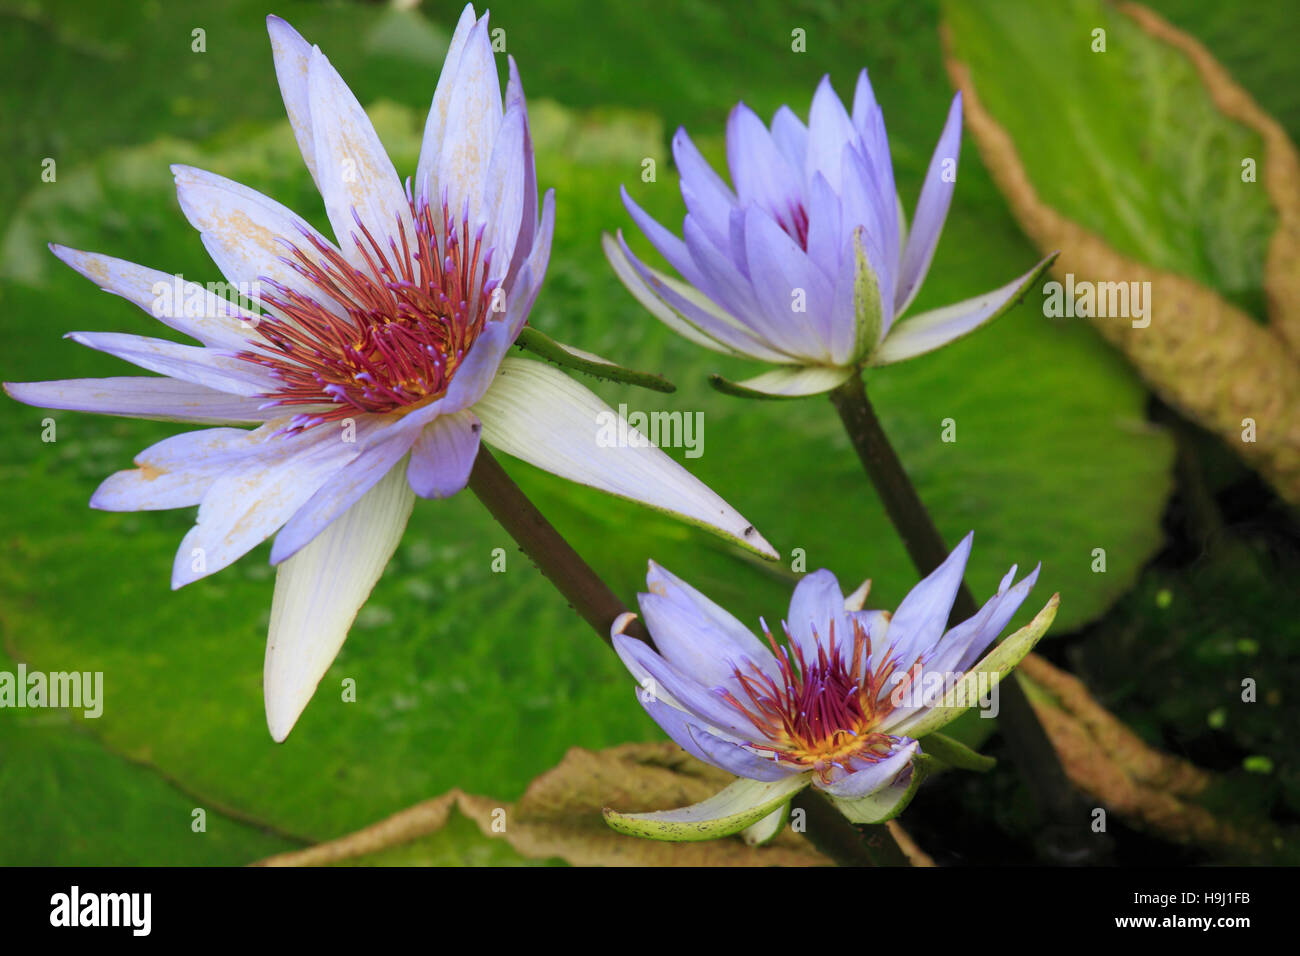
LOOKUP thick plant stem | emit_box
[829,371,1103,863]
[468,447,911,866]
[468,447,648,644]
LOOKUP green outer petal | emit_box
[919,731,997,772]
[603,774,810,842]
[475,357,779,559]
[828,754,934,824]
[870,253,1059,366]
[514,326,676,393]
[708,364,853,400]
[851,226,886,363]
[740,801,792,847]
[897,594,1060,740]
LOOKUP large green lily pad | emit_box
[0,0,1181,862]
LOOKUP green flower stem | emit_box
[468,447,649,644]
[829,370,1103,863]
[468,447,910,866]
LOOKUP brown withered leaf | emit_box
[1018,655,1271,858]
[942,3,1300,505]
[255,743,832,867]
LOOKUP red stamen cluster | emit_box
[240,193,500,431]
[722,616,919,780]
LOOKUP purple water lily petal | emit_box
[620,185,708,290]
[671,127,736,252]
[503,56,539,281]
[610,68,1031,378]
[639,695,796,782]
[727,103,805,239]
[804,171,842,282]
[271,425,422,564]
[882,531,973,671]
[639,591,768,692]
[785,568,850,666]
[817,737,918,799]
[612,633,765,742]
[805,75,857,192]
[645,562,775,670]
[937,563,1041,675]
[896,91,962,317]
[769,104,809,173]
[406,409,482,500]
[741,206,835,360]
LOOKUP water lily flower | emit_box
[604,534,1058,841]
[4,6,776,742]
[603,73,1056,398]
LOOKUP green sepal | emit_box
[707,364,853,400]
[919,731,997,772]
[514,325,675,393]
[828,753,935,824]
[851,226,885,363]
[740,801,792,847]
[603,774,809,842]
[902,594,1061,740]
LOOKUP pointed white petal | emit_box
[266,15,321,189]
[844,577,872,611]
[432,17,503,231]
[64,331,277,397]
[414,4,479,203]
[603,773,809,842]
[3,377,275,424]
[170,165,346,317]
[171,427,357,588]
[473,358,778,558]
[92,426,265,512]
[307,46,415,274]
[50,245,254,349]
[264,461,416,741]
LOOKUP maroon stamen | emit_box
[238,193,497,432]
[720,615,908,783]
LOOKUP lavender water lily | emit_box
[605,534,1058,841]
[4,5,776,742]
[605,64,1079,835]
[605,72,1055,397]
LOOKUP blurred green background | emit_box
[0,0,1295,865]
